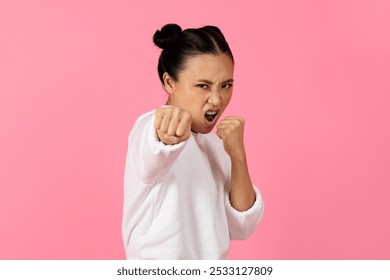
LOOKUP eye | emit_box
[196,84,209,89]
[222,83,233,89]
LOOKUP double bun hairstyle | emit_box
[153,23,234,85]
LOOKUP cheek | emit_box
[196,95,209,105]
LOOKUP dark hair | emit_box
[153,23,234,84]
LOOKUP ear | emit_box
[163,72,176,94]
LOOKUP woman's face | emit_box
[164,53,234,134]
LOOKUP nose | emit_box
[208,91,222,107]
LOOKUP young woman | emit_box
[122,24,264,259]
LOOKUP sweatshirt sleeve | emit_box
[127,110,188,186]
[224,185,264,240]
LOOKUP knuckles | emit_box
[233,117,244,126]
[155,107,192,132]
[217,117,245,138]
[157,107,191,121]
[172,107,181,117]
[181,110,192,123]
[156,106,191,144]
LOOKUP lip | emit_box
[204,108,220,115]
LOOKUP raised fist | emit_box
[154,106,192,145]
[216,116,246,159]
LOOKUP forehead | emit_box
[179,53,234,82]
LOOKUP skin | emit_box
[154,53,255,211]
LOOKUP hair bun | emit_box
[153,23,182,49]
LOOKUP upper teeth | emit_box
[206,111,217,115]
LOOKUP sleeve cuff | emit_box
[225,185,263,215]
[224,185,264,240]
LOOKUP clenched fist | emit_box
[154,106,192,145]
[216,117,246,159]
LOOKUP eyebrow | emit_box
[196,79,234,84]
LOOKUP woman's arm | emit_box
[230,152,255,211]
[216,117,255,211]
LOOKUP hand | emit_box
[216,117,246,159]
[154,106,192,145]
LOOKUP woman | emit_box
[122,23,264,259]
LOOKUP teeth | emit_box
[206,111,217,116]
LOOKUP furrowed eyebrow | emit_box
[196,79,234,84]
[196,79,212,84]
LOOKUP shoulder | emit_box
[129,109,158,134]
[127,110,157,143]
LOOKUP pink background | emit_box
[1,0,389,259]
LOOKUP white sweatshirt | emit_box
[122,109,264,259]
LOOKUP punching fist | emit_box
[154,106,192,145]
[216,117,246,159]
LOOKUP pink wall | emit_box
[1,0,389,259]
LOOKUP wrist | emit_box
[229,150,247,162]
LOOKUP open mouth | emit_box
[205,110,218,122]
